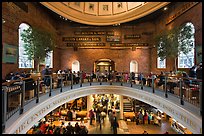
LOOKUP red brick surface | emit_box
[2,2,202,79]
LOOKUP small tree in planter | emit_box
[21,26,55,72]
[155,23,194,72]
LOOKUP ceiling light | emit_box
[2,18,6,24]
[164,7,168,11]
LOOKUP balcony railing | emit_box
[2,71,202,132]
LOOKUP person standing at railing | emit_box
[123,72,129,83]
[138,73,146,85]
[82,71,86,83]
[42,65,52,92]
[57,70,62,88]
[96,70,100,82]
[5,72,15,80]
[73,71,77,84]
[166,71,178,94]
[90,71,95,82]
[196,62,202,80]
[189,65,197,79]
[157,71,165,86]
[147,72,156,87]
[182,72,191,87]
[130,72,136,84]
[68,70,72,84]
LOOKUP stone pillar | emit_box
[87,95,93,111]
[120,95,124,120]
[65,102,67,109]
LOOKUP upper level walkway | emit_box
[2,76,202,134]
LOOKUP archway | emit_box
[95,59,115,73]
[130,60,138,77]
[72,60,80,72]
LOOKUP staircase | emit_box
[123,99,133,112]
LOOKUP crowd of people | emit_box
[28,121,88,134]
[3,61,202,87]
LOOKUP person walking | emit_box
[108,111,114,129]
[89,109,94,125]
[112,116,119,134]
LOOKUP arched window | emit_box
[130,60,138,73]
[157,57,166,68]
[45,51,53,68]
[18,23,34,68]
[72,60,80,72]
[178,22,195,68]
[157,41,166,68]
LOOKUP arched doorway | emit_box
[130,60,138,73]
[72,60,80,72]
[95,59,115,73]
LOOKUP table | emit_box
[124,112,135,120]
[76,111,87,118]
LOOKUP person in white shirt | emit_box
[72,109,77,121]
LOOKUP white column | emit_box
[120,95,124,120]
[87,95,93,111]
[65,102,67,109]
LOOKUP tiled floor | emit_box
[87,115,177,134]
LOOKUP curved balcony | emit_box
[2,72,202,134]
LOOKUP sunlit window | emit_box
[157,57,166,68]
[19,23,34,68]
[157,41,166,68]
[72,60,80,72]
[178,22,195,68]
[45,51,53,68]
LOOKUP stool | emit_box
[126,119,131,124]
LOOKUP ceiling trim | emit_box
[41,2,170,26]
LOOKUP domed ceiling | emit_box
[41,2,170,26]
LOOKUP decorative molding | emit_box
[40,2,169,26]
[166,2,199,25]
[5,86,202,134]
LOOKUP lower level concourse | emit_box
[26,94,191,134]
[2,2,202,134]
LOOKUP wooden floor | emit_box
[87,115,177,134]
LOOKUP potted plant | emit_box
[155,24,194,72]
[21,26,55,72]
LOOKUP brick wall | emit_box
[151,2,202,73]
[2,2,59,78]
[2,2,202,79]
[59,48,150,74]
